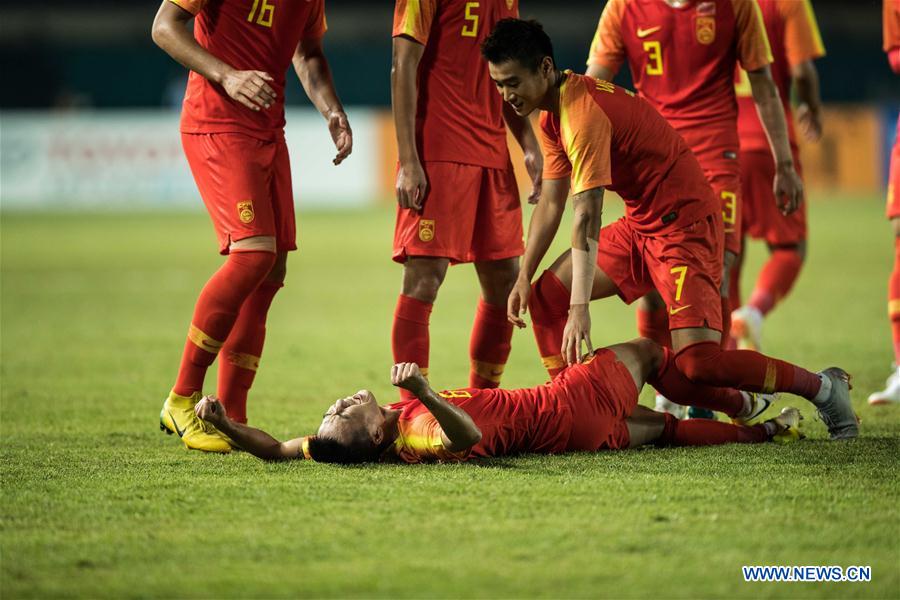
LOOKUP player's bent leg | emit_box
[606,338,664,394]
[470,258,519,388]
[671,327,858,439]
[642,410,799,448]
[393,257,450,398]
[529,252,621,378]
[216,249,287,423]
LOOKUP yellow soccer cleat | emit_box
[769,407,806,444]
[159,391,232,453]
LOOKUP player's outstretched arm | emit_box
[292,38,352,166]
[562,187,603,366]
[150,1,276,112]
[391,363,482,453]
[747,67,803,215]
[391,37,428,211]
[792,60,823,142]
[502,103,543,205]
[195,397,303,461]
[509,177,570,327]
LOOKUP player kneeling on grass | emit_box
[194,338,806,463]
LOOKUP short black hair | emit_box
[307,434,394,464]
[481,18,555,72]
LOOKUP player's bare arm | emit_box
[391,363,482,452]
[562,187,603,366]
[195,397,304,461]
[502,103,544,204]
[391,36,428,211]
[747,66,804,215]
[508,177,570,327]
[792,60,823,142]
[584,64,617,82]
[292,37,353,165]
[151,0,276,112]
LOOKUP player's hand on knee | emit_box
[507,278,531,328]
[195,396,226,426]
[391,362,427,394]
[774,164,803,215]
[222,69,276,112]
[562,304,593,366]
[396,161,428,211]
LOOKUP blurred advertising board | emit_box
[0,109,379,210]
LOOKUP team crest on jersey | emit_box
[695,16,715,44]
[696,1,716,16]
[506,0,515,10]
[419,219,435,242]
[237,201,255,224]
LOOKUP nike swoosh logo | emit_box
[167,410,186,438]
[669,304,692,316]
[637,26,661,38]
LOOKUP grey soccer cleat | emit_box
[816,368,859,440]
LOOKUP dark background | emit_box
[0,0,892,109]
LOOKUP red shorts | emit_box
[597,214,724,331]
[560,349,638,451]
[182,133,296,255]
[392,161,523,264]
[888,131,900,220]
[741,149,807,246]
[680,128,742,256]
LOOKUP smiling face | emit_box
[488,57,555,117]
[316,390,391,450]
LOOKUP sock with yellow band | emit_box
[172,251,275,398]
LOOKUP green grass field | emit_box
[2,197,898,598]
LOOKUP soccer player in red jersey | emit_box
[870,0,900,405]
[194,342,805,463]
[585,0,802,413]
[729,0,825,352]
[483,19,857,439]
[152,0,352,452]
[390,0,543,397]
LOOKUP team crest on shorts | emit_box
[695,17,715,44]
[418,219,435,242]
[237,201,255,224]
[506,0,515,10]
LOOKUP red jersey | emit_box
[587,0,772,133]
[385,384,570,463]
[539,72,718,234]
[171,0,327,140]
[735,0,825,153]
[886,0,900,73]
[392,0,517,170]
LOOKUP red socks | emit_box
[216,280,282,423]
[392,294,433,400]
[636,306,672,348]
[172,251,276,398]
[891,238,900,364]
[469,299,513,388]
[747,249,804,316]
[674,341,821,399]
[529,270,570,379]
[649,347,744,417]
[655,413,768,446]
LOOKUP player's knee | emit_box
[402,260,448,303]
[673,344,720,384]
[477,261,519,305]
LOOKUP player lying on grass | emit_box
[192,337,816,463]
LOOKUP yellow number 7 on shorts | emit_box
[670,266,688,302]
